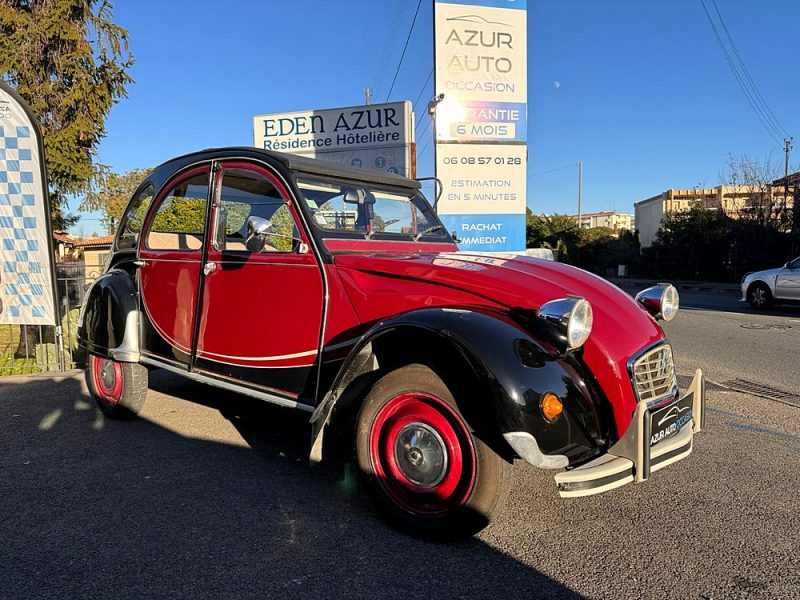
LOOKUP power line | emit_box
[527,164,574,179]
[372,0,409,98]
[699,0,786,143]
[416,119,432,146]
[417,135,433,163]
[710,0,790,139]
[412,69,433,115]
[385,0,424,102]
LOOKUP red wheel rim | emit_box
[369,392,476,517]
[91,355,123,406]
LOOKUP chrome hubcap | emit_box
[393,422,448,488]
[753,288,765,306]
[99,359,116,391]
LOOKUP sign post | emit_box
[434,0,528,252]
[0,80,62,367]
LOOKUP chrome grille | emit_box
[631,344,677,403]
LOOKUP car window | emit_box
[117,184,154,250]
[145,172,209,251]
[218,168,300,253]
[295,177,440,238]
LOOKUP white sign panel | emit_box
[434,0,528,252]
[436,144,526,215]
[0,82,57,325]
[253,101,414,177]
[435,1,527,104]
[436,144,526,250]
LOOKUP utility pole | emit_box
[785,137,792,225]
[783,138,793,186]
[577,161,583,228]
[364,87,372,105]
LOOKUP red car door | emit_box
[138,166,211,366]
[194,162,324,399]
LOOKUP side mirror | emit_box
[245,214,309,254]
[245,216,272,253]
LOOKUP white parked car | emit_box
[741,257,800,309]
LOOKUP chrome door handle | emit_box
[133,260,146,267]
[203,262,217,275]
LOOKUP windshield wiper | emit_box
[413,224,444,242]
[364,219,400,239]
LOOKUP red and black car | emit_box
[78,147,705,538]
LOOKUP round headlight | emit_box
[660,284,679,321]
[635,283,680,321]
[538,296,594,351]
[566,298,593,348]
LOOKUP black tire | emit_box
[86,354,149,419]
[747,282,773,310]
[355,364,511,539]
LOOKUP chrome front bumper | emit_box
[554,369,705,498]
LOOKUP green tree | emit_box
[0,0,134,206]
[2,1,133,358]
[82,167,152,232]
[526,213,580,261]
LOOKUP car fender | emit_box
[77,268,140,362]
[310,307,608,468]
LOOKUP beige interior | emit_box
[146,232,277,253]
[147,231,203,251]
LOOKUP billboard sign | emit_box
[253,101,414,177]
[0,81,58,326]
[434,0,527,252]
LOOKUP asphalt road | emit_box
[1,296,799,599]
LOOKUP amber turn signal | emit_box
[541,393,563,422]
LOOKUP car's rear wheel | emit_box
[747,282,773,309]
[355,364,510,539]
[86,354,148,419]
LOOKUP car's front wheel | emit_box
[86,354,149,419]
[747,282,773,310]
[355,364,510,539]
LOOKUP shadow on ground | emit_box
[0,371,582,600]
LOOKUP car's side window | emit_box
[218,168,300,253]
[117,184,155,250]
[145,172,209,251]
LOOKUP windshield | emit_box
[295,177,445,240]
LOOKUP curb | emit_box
[606,278,741,296]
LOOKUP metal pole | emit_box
[578,161,583,228]
[785,138,792,203]
[785,138,792,180]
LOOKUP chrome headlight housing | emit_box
[635,284,679,321]
[537,296,594,351]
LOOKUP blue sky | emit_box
[72,0,799,233]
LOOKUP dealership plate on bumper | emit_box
[649,394,694,446]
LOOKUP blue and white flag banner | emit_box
[0,82,57,325]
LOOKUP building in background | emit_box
[568,211,634,232]
[50,234,114,287]
[635,184,795,247]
